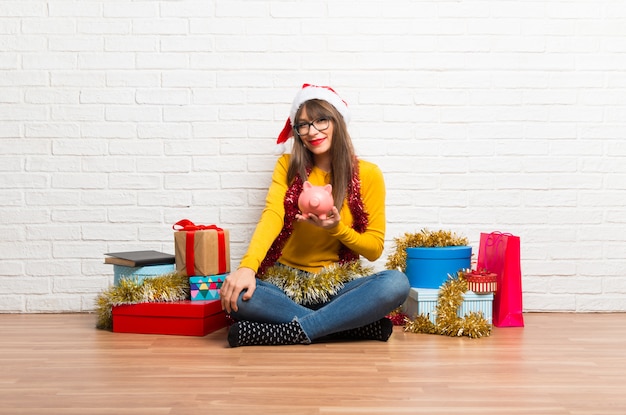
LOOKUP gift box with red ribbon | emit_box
[112,300,228,336]
[173,219,230,277]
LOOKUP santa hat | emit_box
[276,84,350,152]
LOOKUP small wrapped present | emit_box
[465,270,498,294]
[173,219,230,277]
[112,300,227,336]
[189,275,226,301]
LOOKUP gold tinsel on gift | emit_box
[385,229,469,271]
[260,262,373,305]
[403,271,492,339]
[384,229,488,338]
[95,272,190,330]
[404,314,438,334]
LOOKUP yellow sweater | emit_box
[239,154,386,274]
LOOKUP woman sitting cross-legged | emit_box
[220,84,410,347]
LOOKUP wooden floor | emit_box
[1,313,625,415]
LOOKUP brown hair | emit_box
[287,99,356,210]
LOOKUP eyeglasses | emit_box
[294,118,330,137]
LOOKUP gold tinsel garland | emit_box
[95,262,372,330]
[385,229,469,272]
[260,262,373,305]
[385,230,490,339]
[95,272,190,330]
[403,272,491,339]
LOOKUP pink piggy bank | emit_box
[298,181,334,219]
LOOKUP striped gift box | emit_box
[402,287,494,325]
[465,271,498,294]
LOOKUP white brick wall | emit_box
[1,0,625,313]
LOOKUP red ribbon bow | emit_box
[173,219,226,277]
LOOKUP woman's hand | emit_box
[220,267,256,314]
[295,206,341,229]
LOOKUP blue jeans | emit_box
[228,269,410,341]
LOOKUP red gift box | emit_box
[112,300,228,336]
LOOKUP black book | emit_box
[104,250,175,267]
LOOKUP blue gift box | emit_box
[189,274,227,301]
[113,264,176,286]
[402,287,493,325]
[405,246,472,289]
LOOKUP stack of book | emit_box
[104,250,176,285]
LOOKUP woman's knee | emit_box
[380,269,410,303]
[227,290,250,321]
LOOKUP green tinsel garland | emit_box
[260,262,373,305]
[95,272,190,330]
[403,272,491,339]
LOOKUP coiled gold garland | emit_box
[385,229,469,271]
[403,272,492,339]
[385,230,491,339]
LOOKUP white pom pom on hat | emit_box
[276,83,350,149]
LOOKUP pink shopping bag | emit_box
[477,232,524,327]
